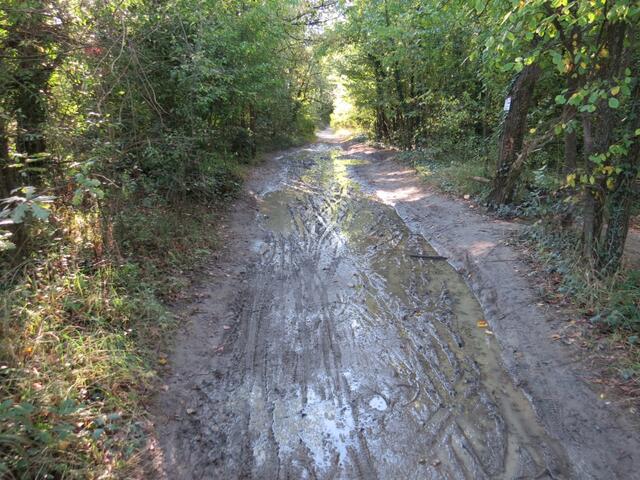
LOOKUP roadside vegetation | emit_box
[330,1,640,389]
[2,0,639,477]
[0,0,332,477]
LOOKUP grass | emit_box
[394,139,495,200]
[516,223,640,393]
[0,200,222,479]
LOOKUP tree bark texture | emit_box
[488,64,541,206]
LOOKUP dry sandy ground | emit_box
[145,132,640,480]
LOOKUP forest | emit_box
[1,0,639,478]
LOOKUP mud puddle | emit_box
[162,144,572,479]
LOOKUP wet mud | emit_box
[153,140,580,479]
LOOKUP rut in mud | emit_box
[154,139,575,479]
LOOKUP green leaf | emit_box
[555,95,566,105]
[606,177,615,190]
[54,399,79,415]
[608,97,620,109]
[30,204,50,220]
[72,190,84,206]
[11,203,28,223]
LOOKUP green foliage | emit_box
[333,0,640,269]
[0,0,335,476]
[397,137,495,198]
[520,223,640,337]
[0,198,220,477]
[594,270,640,334]
[331,0,503,147]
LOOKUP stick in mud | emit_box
[408,254,448,260]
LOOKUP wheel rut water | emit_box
[156,142,573,479]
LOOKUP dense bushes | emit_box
[0,0,333,476]
[1,0,333,251]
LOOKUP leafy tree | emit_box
[334,0,640,272]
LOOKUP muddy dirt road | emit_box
[151,132,640,479]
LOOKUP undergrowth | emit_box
[518,223,640,381]
[0,199,221,479]
[395,138,496,200]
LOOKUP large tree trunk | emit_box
[562,74,579,173]
[580,22,627,261]
[369,55,390,142]
[488,64,541,205]
[581,111,612,260]
[15,37,50,157]
[600,167,637,273]
[600,82,640,272]
[0,116,15,199]
[559,11,581,174]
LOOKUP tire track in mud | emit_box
[158,144,573,479]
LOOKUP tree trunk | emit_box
[563,114,578,173]
[15,42,50,157]
[488,64,540,205]
[369,55,389,141]
[0,115,27,253]
[0,116,15,199]
[600,83,640,272]
[560,15,581,174]
[580,21,626,261]
[581,114,608,261]
[562,74,579,174]
[600,167,637,273]
[393,63,408,148]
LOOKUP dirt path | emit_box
[148,132,640,479]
